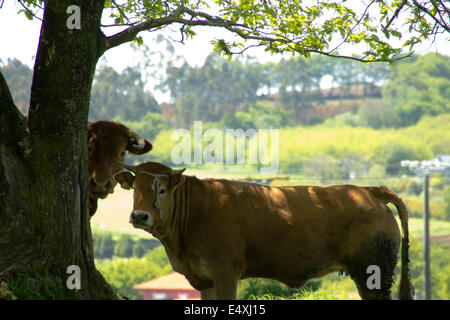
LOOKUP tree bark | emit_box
[0,0,117,299]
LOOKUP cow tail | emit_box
[379,185,414,300]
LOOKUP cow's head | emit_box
[115,162,185,234]
[88,121,153,201]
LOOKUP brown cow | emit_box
[116,161,414,300]
[87,121,152,216]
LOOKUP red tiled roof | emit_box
[133,272,196,290]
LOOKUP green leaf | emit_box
[18,9,35,20]
[391,30,402,39]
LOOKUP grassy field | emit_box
[149,114,450,172]
[408,218,450,238]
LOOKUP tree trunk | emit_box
[0,1,117,299]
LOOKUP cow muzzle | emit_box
[89,178,117,198]
[130,210,152,229]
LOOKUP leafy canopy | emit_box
[18,0,450,63]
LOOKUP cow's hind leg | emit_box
[344,233,399,300]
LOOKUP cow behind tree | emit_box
[116,161,414,300]
[19,119,152,216]
[87,121,152,216]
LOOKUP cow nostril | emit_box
[142,214,148,221]
[131,212,136,219]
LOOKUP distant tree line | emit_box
[89,66,160,121]
[2,52,449,129]
[162,53,391,126]
[93,231,161,259]
[162,52,450,127]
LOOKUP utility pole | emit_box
[422,171,431,300]
[401,158,450,300]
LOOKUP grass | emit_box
[251,288,350,300]
[147,114,450,181]
[407,218,450,237]
[7,272,80,300]
[92,227,146,242]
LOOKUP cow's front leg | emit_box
[212,277,238,300]
[200,287,217,300]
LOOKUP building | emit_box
[434,155,450,176]
[133,272,201,300]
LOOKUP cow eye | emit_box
[159,189,165,195]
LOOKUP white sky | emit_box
[0,1,448,103]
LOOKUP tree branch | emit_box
[410,0,450,33]
[101,5,409,63]
[101,6,246,53]
[330,0,376,54]
[101,9,183,53]
[17,0,43,21]
[383,0,407,31]
[430,1,450,30]
[0,70,28,150]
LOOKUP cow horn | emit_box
[171,168,186,175]
[127,129,146,149]
[119,162,136,172]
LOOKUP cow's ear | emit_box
[115,171,135,190]
[127,139,153,155]
[169,169,186,192]
[171,168,186,175]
